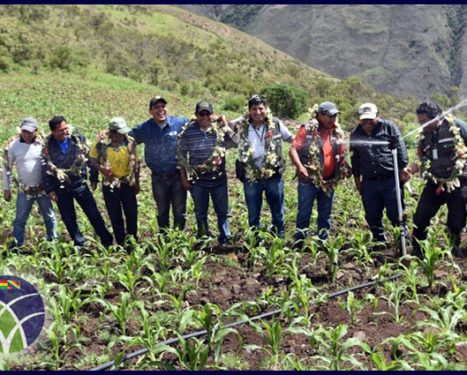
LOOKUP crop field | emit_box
[0,71,466,370]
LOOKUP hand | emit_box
[181,179,191,191]
[99,165,113,178]
[399,167,411,183]
[90,181,97,191]
[48,191,58,202]
[298,165,309,180]
[3,190,11,202]
[354,176,362,192]
[408,162,419,174]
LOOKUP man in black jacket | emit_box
[42,115,113,248]
[350,103,410,243]
[407,102,467,258]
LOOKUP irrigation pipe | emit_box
[90,272,402,371]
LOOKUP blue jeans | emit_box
[13,193,57,247]
[56,183,113,247]
[190,183,231,242]
[294,180,334,241]
[243,174,285,238]
[361,177,403,241]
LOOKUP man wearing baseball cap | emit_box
[178,100,238,245]
[350,103,410,247]
[130,96,189,231]
[290,102,351,247]
[3,117,57,249]
[89,117,140,248]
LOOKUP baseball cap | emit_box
[20,117,38,132]
[358,103,378,120]
[108,117,131,134]
[149,96,167,108]
[195,100,213,114]
[318,102,339,116]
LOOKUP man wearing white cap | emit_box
[2,117,57,249]
[350,103,410,244]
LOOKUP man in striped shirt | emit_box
[178,101,238,245]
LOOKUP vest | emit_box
[420,119,463,179]
[297,122,341,180]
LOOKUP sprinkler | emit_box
[389,135,407,256]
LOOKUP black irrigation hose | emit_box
[90,273,403,371]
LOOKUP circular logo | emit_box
[0,275,44,353]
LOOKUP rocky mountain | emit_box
[179,5,467,101]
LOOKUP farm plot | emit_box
[1,165,466,370]
[0,72,466,370]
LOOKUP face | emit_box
[196,111,213,128]
[52,121,69,142]
[20,129,37,144]
[417,113,440,132]
[108,130,125,143]
[360,118,377,136]
[149,101,168,125]
[249,104,267,126]
[317,113,337,130]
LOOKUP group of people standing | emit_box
[2,95,467,258]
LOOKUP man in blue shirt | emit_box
[130,97,188,230]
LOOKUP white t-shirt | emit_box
[248,119,292,169]
[2,137,44,189]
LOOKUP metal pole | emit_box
[391,147,406,256]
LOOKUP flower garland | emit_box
[178,119,227,181]
[237,110,281,181]
[418,113,467,194]
[95,131,139,191]
[303,104,349,194]
[42,125,89,187]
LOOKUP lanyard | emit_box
[252,125,265,143]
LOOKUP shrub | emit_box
[260,83,308,119]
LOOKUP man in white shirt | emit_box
[3,117,57,249]
[233,95,292,239]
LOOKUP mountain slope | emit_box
[180,4,466,100]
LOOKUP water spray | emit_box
[403,97,467,140]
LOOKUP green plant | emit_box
[311,324,371,370]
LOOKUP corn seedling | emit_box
[311,324,371,370]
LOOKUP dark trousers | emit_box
[56,182,113,247]
[151,172,187,230]
[103,184,138,245]
[361,177,403,241]
[413,181,467,247]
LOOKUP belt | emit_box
[153,172,177,179]
[365,174,393,181]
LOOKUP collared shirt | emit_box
[89,138,139,178]
[2,136,43,189]
[248,120,292,169]
[292,125,336,178]
[130,115,188,175]
[350,118,408,180]
[41,131,89,193]
[179,122,234,187]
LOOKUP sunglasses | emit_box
[197,111,212,117]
